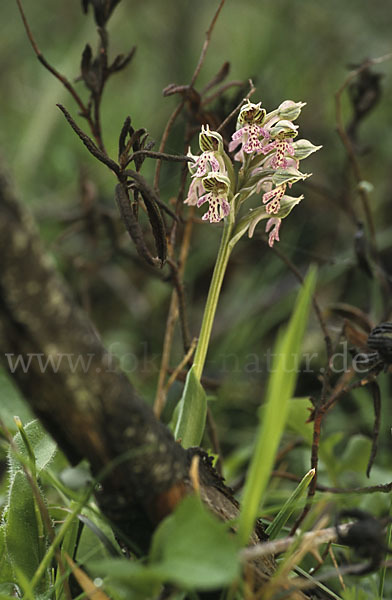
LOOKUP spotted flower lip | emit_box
[196,172,231,224]
[187,145,224,178]
[262,184,287,214]
[265,217,281,247]
[229,123,270,158]
[261,138,296,169]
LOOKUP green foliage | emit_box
[92,495,240,597]
[4,472,43,585]
[75,505,120,563]
[0,417,124,596]
[286,397,314,445]
[0,525,14,586]
[338,435,373,475]
[342,587,370,600]
[150,495,239,589]
[174,365,208,447]
[8,419,57,478]
[1,0,392,597]
[237,266,317,545]
[0,420,58,591]
[266,468,315,539]
[0,370,33,430]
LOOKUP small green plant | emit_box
[175,102,320,447]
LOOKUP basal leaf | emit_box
[5,472,43,583]
[149,495,239,589]
[174,366,207,448]
[8,420,57,477]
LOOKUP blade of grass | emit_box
[378,496,392,598]
[266,468,315,540]
[237,266,317,546]
[295,565,343,600]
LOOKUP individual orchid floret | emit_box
[189,147,221,178]
[197,172,231,223]
[262,138,296,169]
[262,184,287,214]
[229,124,267,157]
[187,125,226,179]
[259,122,299,169]
[265,217,281,247]
[229,100,270,160]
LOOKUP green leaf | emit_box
[0,525,14,584]
[0,369,33,429]
[318,431,344,478]
[174,366,207,448]
[8,419,57,478]
[265,468,315,539]
[286,397,313,445]
[338,434,372,475]
[89,560,163,598]
[342,586,369,600]
[149,495,239,589]
[75,505,120,562]
[4,472,43,584]
[237,266,317,546]
[92,496,240,593]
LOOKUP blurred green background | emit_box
[1,1,392,591]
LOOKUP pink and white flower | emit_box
[265,217,282,247]
[184,99,320,246]
[196,172,231,224]
[262,138,296,169]
[262,184,287,214]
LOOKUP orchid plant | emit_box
[175,99,320,447]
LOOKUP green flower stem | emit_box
[192,218,234,381]
[175,211,243,447]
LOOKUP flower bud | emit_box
[277,100,306,121]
